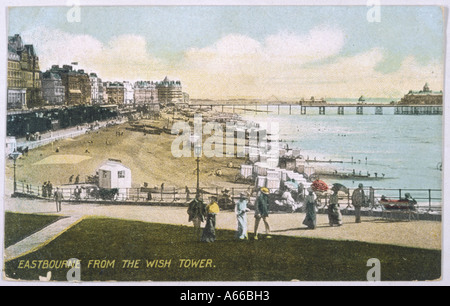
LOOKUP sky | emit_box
[7,4,446,100]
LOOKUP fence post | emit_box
[399,189,402,200]
[173,187,176,202]
[428,189,432,212]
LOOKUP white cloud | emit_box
[21,26,162,81]
[263,26,345,62]
[19,26,444,100]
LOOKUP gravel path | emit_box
[3,197,442,253]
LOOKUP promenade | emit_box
[3,195,442,263]
[12,117,126,152]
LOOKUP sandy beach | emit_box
[5,113,248,191]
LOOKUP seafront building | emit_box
[123,81,135,105]
[399,83,443,105]
[105,81,125,105]
[7,34,43,109]
[42,71,65,106]
[6,33,187,110]
[47,65,92,106]
[89,73,104,105]
[156,76,183,105]
[134,81,158,105]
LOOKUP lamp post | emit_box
[194,143,202,198]
[10,151,21,194]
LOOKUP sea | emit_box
[226,98,443,208]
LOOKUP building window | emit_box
[118,170,125,178]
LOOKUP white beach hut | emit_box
[97,159,132,199]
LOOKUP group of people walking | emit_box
[303,183,367,229]
[186,186,273,242]
[188,183,368,242]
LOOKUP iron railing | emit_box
[13,182,442,213]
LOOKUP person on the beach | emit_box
[54,187,64,212]
[352,183,366,223]
[187,196,206,241]
[202,196,220,243]
[328,185,343,226]
[254,187,271,240]
[303,188,317,229]
[235,192,249,240]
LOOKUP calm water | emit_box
[238,105,443,203]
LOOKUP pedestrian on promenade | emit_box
[54,187,64,212]
[74,186,82,202]
[47,181,53,198]
[254,187,271,240]
[302,188,317,229]
[42,182,48,197]
[235,192,249,240]
[185,186,191,202]
[202,196,220,243]
[352,183,366,223]
[75,175,80,184]
[187,196,206,241]
[328,185,343,226]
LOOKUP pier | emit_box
[189,102,443,116]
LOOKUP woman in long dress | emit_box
[302,188,317,229]
[202,196,220,243]
[235,193,249,240]
[328,186,343,226]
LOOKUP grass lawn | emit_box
[4,212,63,248]
[4,217,441,282]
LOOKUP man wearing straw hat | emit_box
[254,187,271,240]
